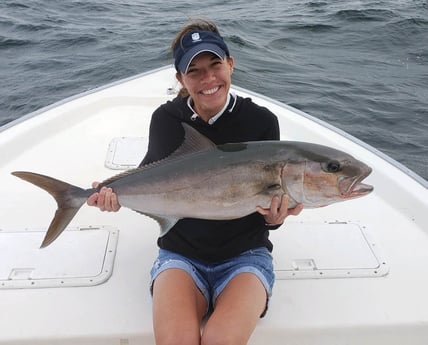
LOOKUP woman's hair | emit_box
[171,18,220,54]
[172,19,222,97]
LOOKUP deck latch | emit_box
[8,268,34,280]
[292,259,317,271]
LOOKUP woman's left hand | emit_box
[256,194,303,226]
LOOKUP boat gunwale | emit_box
[1,65,426,189]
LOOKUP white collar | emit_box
[188,92,237,125]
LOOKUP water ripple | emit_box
[335,8,396,21]
[0,0,427,180]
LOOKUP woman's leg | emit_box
[152,268,208,345]
[201,272,267,345]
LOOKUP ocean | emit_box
[1,0,427,181]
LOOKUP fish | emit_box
[12,123,373,248]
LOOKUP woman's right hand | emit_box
[87,182,121,212]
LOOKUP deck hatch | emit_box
[0,226,118,289]
[105,136,148,169]
[271,222,388,279]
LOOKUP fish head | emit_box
[281,143,373,208]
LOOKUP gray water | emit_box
[1,0,427,181]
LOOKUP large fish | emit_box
[12,123,373,248]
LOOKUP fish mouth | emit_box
[339,168,374,198]
[348,181,373,197]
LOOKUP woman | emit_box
[88,19,303,345]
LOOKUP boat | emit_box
[1,65,427,344]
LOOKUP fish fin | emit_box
[168,123,217,159]
[40,207,82,248]
[142,213,180,237]
[11,171,89,248]
[98,123,216,187]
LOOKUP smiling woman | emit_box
[176,52,234,121]
[172,29,235,121]
[86,18,303,345]
[1,2,428,343]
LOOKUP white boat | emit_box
[1,66,427,345]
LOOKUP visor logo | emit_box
[191,32,201,42]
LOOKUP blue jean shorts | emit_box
[150,247,275,317]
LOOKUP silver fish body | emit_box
[12,123,373,248]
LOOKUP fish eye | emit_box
[323,160,342,173]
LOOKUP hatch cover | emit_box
[105,136,148,169]
[0,226,118,289]
[271,222,388,279]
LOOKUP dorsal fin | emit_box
[99,123,216,188]
[168,123,216,159]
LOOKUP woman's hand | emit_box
[256,194,303,226]
[86,182,121,212]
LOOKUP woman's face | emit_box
[177,52,234,121]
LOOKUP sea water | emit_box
[1,0,427,180]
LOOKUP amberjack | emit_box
[12,123,373,248]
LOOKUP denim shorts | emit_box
[150,247,275,317]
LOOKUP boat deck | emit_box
[1,66,427,344]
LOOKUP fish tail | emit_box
[12,171,90,248]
